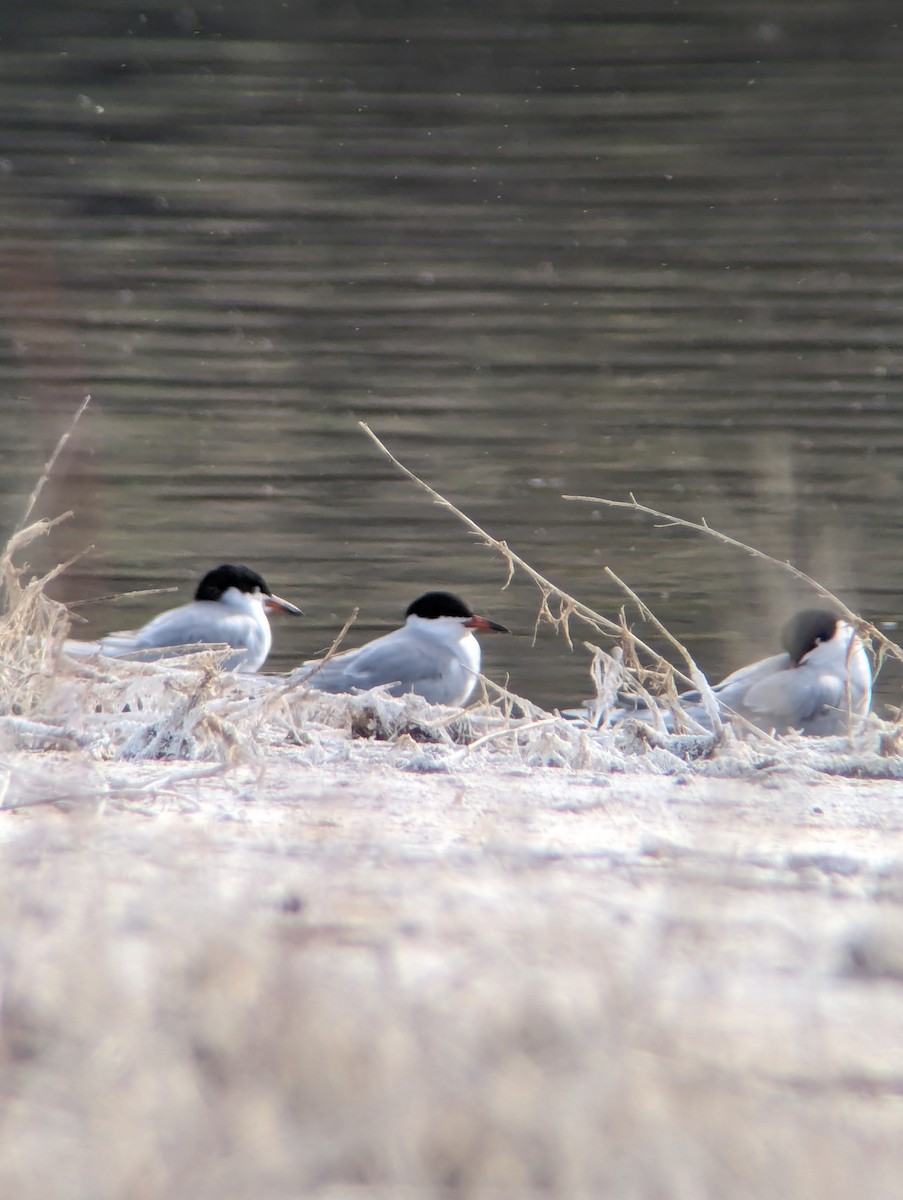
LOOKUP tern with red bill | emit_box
[92,563,302,672]
[298,590,508,707]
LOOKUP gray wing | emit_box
[712,652,792,704]
[739,667,844,727]
[302,632,445,697]
[100,603,251,666]
[602,651,847,737]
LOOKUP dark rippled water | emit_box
[2,0,902,711]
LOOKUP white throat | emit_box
[220,585,266,616]
[222,586,272,658]
[406,613,472,645]
[804,622,852,671]
[407,614,482,679]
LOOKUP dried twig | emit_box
[16,393,91,533]
[359,424,869,743]
[603,568,721,735]
[358,422,695,691]
[226,607,361,726]
[67,585,180,610]
[463,716,561,754]
[564,490,902,672]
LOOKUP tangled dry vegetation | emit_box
[4,599,903,1199]
[3,428,901,789]
[3,430,903,1197]
[2,539,902,789]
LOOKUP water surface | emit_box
[2,0,902,711]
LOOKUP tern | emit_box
[579,608,872,737]
[298,590,508,707]
[88,563,302,672]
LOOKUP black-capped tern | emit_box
[298,590,508,707]
[89,563,302,672]
[578,608,872,737]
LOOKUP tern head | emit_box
[404,591,508,634]
[781,608,845,665]
[194,564,303,615]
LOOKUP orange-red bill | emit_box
[465,615,508,634]
[264,593,304,616]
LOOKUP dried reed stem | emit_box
[16,393,91,533]
[359,424,843,741]
[564,490,902,673]
[226,607,361,726]
[358,422,696,692]
[67,585,180,611]
[604,566,723,736]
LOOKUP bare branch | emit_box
[358,421,696,690]
[67,586,180,610]
[564,490,902,669]
[17,394,91,532]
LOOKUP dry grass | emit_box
[0,516,79,724]
[358,423,710,697]
[360,423,900,740]
[2,417,903,1198]
[563,488,903,677]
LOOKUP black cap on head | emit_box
[781,608,841,663]
[195,564,270,602]
[405,591,474,620]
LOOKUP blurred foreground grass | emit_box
[1,752,903,1199]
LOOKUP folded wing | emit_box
[301,631,453,702]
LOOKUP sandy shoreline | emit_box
[2,650,903,1196]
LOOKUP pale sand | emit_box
[1,652,903,1198]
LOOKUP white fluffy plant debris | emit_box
[226,676,639,776]
[3,404,900,777]
[69,664,310,766]
[41,649,898,782]
[39,649,244,762]
[115,661,243,762]
[0,516,78,740]
[285,685,480,746]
